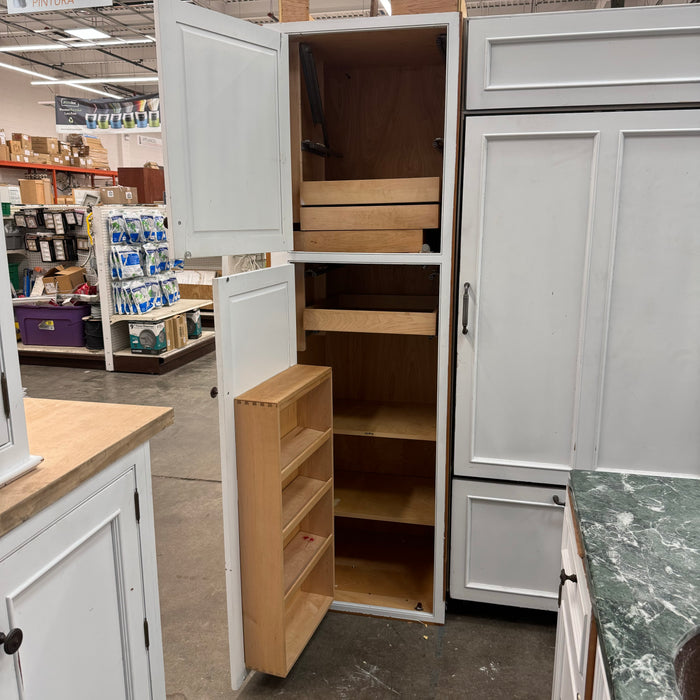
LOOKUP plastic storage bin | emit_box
[14,304,88,347]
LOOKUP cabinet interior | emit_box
[289,28,446,254]
[298,263,438,613]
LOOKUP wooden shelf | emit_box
[280,427,330,475]
[304,303,436,336]
[334,525,433,613]
[334,472,434,526]
[283,476,332,537]
[283,531,332,599]
[334,399,436,441]
[110,298,207,324]
[284,590,333,672]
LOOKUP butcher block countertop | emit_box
[0,398,174,537]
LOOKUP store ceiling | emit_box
[0,0,693,97]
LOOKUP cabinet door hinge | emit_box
[143,618,150,650]
[1,372,11,419]
[134,488,141,523]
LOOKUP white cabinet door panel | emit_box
[465,5,700,111]
[0,469,150,700]
[455,113,610,484]
[213,265,297,688]
[594,127,700,476]
[449,479,566,610]
[156,0,291,258]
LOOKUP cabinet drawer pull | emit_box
[558,569,578,607]
[0,628,23,655]
[462,282,470,335]
[552,495,565,507]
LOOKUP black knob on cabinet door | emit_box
[210,386,218,399]
[0,628,23,655]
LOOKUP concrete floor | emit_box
[20,354,557,699]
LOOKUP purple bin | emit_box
[14,304,88,347]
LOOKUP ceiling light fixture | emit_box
[31,76,158,85]
[64,81,119,98]
[65,28,111,40]
[0,44,64,53]
[0,61,56,81]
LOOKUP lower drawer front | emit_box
[449,479,566,610]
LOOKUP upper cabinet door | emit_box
[465,5,700,111]
[155,0,292,258]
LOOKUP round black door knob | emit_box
[210,386,218,399]
[0,628,23,655]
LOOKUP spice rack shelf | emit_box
[235,364,334,677]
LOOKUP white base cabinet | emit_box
[550,501,612,700]
[0,444,165,700]
[449,480,566,610]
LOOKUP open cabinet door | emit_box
[213,265,297,688]
[155,0,292,258]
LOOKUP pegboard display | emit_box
[5,205,94,291]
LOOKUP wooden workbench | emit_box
[0,398,174,537]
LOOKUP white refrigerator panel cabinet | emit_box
[213,265,297,688]
[156,0,292,258]
[455,110,700,484]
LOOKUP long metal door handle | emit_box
[462,282,470,335]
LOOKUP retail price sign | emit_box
[55,93,161,135]
[7,0,111,14]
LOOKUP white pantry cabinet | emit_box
[0,443,165,700]
[156,0,460,686]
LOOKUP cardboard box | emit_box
[9,140,22,155]
[29,153,51,165]
[0,130,6,146]
[0,185,21,205]
[11,154,30,164]
[19,178,54,205]
[12,133,31,150]
[0,144,9,162]
[165,314,187,350]
[31,137,59,154]
[186,309,202,339]
[72,188,99,205]
[99,185,138,205]
[71,157,87,168]
[129,320,167,355]
[42,265,86,294]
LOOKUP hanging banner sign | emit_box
[55,93,161,135]
[7,0,112,15]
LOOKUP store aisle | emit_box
[20,356,556,699]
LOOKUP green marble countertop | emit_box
[570,471,700,700]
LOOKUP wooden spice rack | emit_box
[235,364,334,677]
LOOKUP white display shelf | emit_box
[112,329,214,360]
[109,298,208,324]
[17,342,105,357]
